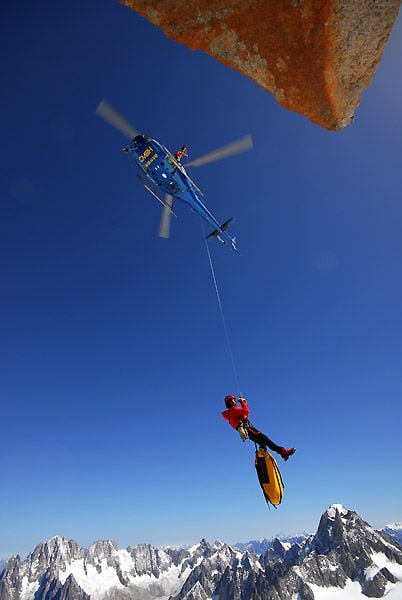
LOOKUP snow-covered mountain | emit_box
[234,533,309,555]
[1,504,402,600]
[382,523,402,547]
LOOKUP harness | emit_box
[236,419,251,440]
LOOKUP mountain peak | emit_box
[88,539,118,557]
[47,535,64,543]
[326,503,349,519]
[44,535,71,551]
[29,535,79,567]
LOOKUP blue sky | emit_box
[1,1,402,559]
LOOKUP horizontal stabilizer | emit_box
[206,218,234,240]
[221,218,233,231]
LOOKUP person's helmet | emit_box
[181,145,188,151]
[224,394,236,408]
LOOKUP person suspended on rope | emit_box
[222,395,296,461]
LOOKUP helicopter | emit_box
[96,100,253,250]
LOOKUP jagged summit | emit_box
[1,505,402,599]
[36,535,74,555]
[47,535,65,544]
[326,502,348,518]
[88,539,118,558]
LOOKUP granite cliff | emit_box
[120,0,401,130]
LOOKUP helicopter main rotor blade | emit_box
[158,195,174,239]
[96,99,139,139]
[185,134,253,168]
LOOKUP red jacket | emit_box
[222,398,249,429]
[174,150,187,161]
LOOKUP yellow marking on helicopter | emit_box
[145,153,158,168]
[139,147,153,162]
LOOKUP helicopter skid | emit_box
[141,180,177,217]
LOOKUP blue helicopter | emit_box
[96,100,252,249]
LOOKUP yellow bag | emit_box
[255,449,284,506]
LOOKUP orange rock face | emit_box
[120,0,401,130]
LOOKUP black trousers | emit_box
[245,423,283,454]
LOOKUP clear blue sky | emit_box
[1,1,402,560]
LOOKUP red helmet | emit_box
[224,395,236,408]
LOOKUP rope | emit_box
[201,221,241,395]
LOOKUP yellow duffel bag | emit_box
[255,448,284,506]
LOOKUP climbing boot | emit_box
[280,447,296,461]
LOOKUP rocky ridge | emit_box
[234,534,309,555]
[1,504,402,599]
